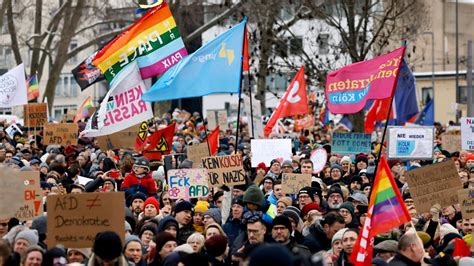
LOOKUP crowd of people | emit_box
[0,109,474,266]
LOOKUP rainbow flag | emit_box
[74,96,94,123]
[350,156,411,266]
[93,1,187,84]
[27,74,40,101]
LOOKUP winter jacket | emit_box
[387,253,422,266]
[223,217,244,248]
[177,224,195,245]
[121,171,157,199]
[303,223,332,253]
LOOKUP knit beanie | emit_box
[327,184,344,199]
[158,216,179,233]
[332,228,348,245]
[204,235,228,257]
[144,197,160,211]
[283,208,302,227]
[298,186,314,202]
[232,196,245,207]
[15,229,39,246]
[124,235,142,249]
[67,248,91,259]
[249,244,292,266]
[271,215,292,232]
[243,185,264,207]
[440,223,459,240]
[131,192,147,202]
[155,232,177,253]
[194,201,210,213]
[302,202,321,217]
[339,202,355,218]
[139,223,158,238]
[31,216,47,235]
[355,154,368,165]
[256,162,268,172]
[93,231,122,261]
[174,200,194,214]
[281,160,292,167]
[204,208,222,225]
[340,156,351,164]
[330,163,343,173]
[277,197,292,208]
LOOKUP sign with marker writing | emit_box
[187,142,210,168]
[281,173,312,195]
[441,132,461,153]
[457,188,474,219]
[47,192,125,248]
[387,126,434,159]
[250,139,292,167]
[15,171,43,221]
[167,169,210,200]
[24,103,48,128]
[405,160,462,213]
[332,132,372,155]
[461,117,474,151]
[202,154,245,187]
[44,123,79,146]
[0,167,31,219]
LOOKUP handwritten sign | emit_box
[217,110,228,130]
[458,189,474,219]
[387,126,434,159]
[202,154,245,187]
[47,192,125,248]
[167,169,210,200]
[332,132,372,154]
[405,160,462,213]
[281,173,312,194]
[44,123,79,146]
[441,133,461,153]
[187,143,210,168]
[461,117,474,151]
[310,148,327,174]
[0,167,31,219]
[250,139,292,167]
[24,103,48,128]
[15,171,43,221]
[5,123,23,139]
[96,124,140,151]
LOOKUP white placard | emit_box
[251,139,292,167]
[5,124,23,139]
[77,176,93,186]
[310,148,327,174]
[387,126,434,160]
[461,117,474,151]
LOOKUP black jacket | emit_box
[302,223,332,253]
[388,253,421,266]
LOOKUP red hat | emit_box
[256,162,268,172]
[466,154,474,162]
[144,197,160,211]
[302,202,321,217]
[387,160,400,169]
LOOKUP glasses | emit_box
[299,195,309,199]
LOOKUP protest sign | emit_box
[24,103,48,128]
[243,95,264,138]
[5,123,23,139]
[77,176,93,186]
[281,173,312,194]
[461,117,474,150]
[217,110,229,130]
[332,132,372,154]
[44,123,79,146]
[96,124,140,151]
[206,110,217,130]
[202,154,245,187]
[47,192,125,248]
[250,139,292,167]
[167,169,210,200]
[387,126,434,159]
[310,148,327,174]
[457,189,474,219]
[0,167,29,219]
[405,160,462,213]
[15,171,42,221]
[441,132,461,153]
[187,142,210,168]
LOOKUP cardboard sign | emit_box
[441,133,461,153]
[5,123,22,139]
[332,132,372,155]
[250,139,292,167]
[217,110,228,130]
[15,171,43,221]
[187,142,211,168]
[47,192,125,248]
[96,124,140,151]
[310,148,327,174]
[44,123,79,146]
[461,117,474,150]
[167,169,210,200]
[457,189,474,219]
[24,103,48,128]
[281,173,312,194]
[202,154,245,187]
[387,126,434,159]
[405,160,462,213]
[0,167,32,219]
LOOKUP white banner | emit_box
[387,126,434,160]
[461,117,474,151]
[82,62,153,137]
[251,139,292,167]
[0,64,27,108]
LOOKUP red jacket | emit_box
[121,171,157,198]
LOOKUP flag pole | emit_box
[248,74,255,138]
[235,17,248,148]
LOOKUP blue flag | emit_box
[142,18,247,102]
[414,99,434,126]
[393,60,419,125]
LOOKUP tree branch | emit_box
[67,27,126,60]
[74,19,135,36]
[6,0,22,65]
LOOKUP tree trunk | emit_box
[29,0,43,76]
[6,0,22,65]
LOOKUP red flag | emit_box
[242,26,250,72]
[264,66,308,136]
[143,123,175,161]
[364,98,393,133]
[205,126,219,155]
[134,121,149,151]
[453,238,470,257]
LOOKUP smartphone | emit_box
[109,170,119,178]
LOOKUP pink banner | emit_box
[325,47,405,114]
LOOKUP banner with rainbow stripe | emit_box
[93,1,187,84]
[27,74,40,102]
[74,96,94,123]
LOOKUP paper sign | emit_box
[457,189,474,219]
[441,133,461,153]
[332,132,372,155]
[15,171,43,221]
[202,154,245,187]
[281,173,312,194]
[187,143,211,168]
[77,176,93,186]
[24,103,48,128]
[44,123,79,146]
[310,148,327,174]
[0,167,29,219]
[387,126,434,159]
[96,124,140,151]
[250,139,292,167]
[206,110,217,130]
[5,123,22,139]
[405,160,462,213]
[461,117,474,150]
[47,192,125,248]
[167,169,210,200]
[217,110,229,130]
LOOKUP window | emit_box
[458,86,468,104]
[289,37,303,55]
[53,105,76,121]
[274,37,303,57]
[55,74,79,97]
[69,40,78,63]
[318,34,329,54]
[421,87,433,105]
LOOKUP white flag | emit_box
[0,64,27,107]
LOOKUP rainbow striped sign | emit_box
[93,1,187,83]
